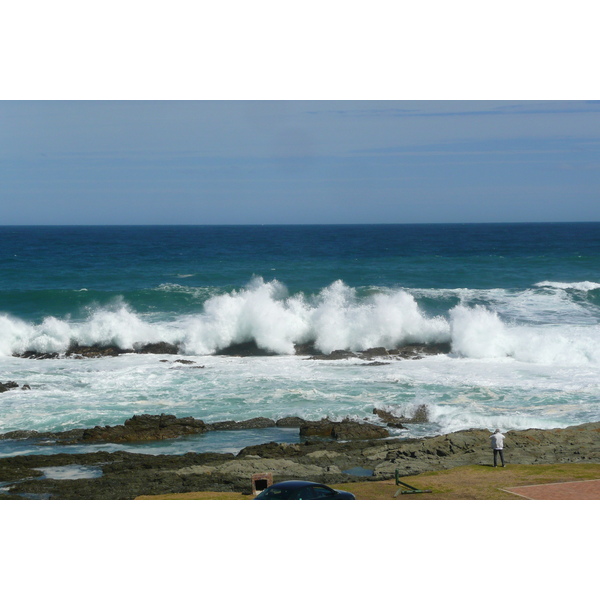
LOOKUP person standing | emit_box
[490,429,506,467]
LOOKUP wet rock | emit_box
[372,408,407,429]
[80,413,208,444]
[374,404,430,425]
[299,418,389,440]
[307,343,451,362]
[373,404,429,426]
[299,419,335,437]
[360,347,389,358]
[135,342,180,355]
[216,341,277,356]
[66,344,125,358]
[0,381,20,393]
[361,361,390,367]
[13,351,60,359]
[390,343,452,359]
[208,418,276,431]
[275,417,308,428]
[293,342,320,355]
[331,420,389,440]
[0,429,41,440]
[307,349,359,360]
[410,405,430,423]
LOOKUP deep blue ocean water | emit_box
[1,223,599,457]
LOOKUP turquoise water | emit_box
[1,223,599,456]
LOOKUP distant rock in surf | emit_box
[14,341,182,359]
[0,381,30,393]
[373,404,430,428]
[306,343,451,361]
[215,341,278,356]
[12,340,451,360]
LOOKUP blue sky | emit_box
[1,100,600,225]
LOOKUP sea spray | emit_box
[309,281,449,353]
[450,305,512,359]
[449,303,600,365]
[1,278,452,356]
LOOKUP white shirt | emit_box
[490,432,505,449]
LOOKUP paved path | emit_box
[504,479,600,500]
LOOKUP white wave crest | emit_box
[534,281,600,291]
[0,279,450,357]
[308,280,448,354]
[0,301,180,357]
[180,278,449,355]
[450,304,600,365]
[4,280,600,365]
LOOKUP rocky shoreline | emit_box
[11,340,452,361]
[1,414,598,500]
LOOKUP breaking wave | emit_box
[534,280,600,292]
[2,278,600,365]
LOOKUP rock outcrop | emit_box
[299,418,389,440]
[0,381,30,392]
[13,340,452,360]
[80,414,209,444]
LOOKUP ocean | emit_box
[1,223,599,458]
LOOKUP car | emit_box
[254,480,355,500]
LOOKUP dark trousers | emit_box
[493,449,505,467]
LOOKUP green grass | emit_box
[135,462,600,500]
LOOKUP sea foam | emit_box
[2,278,600,366]
[535,280,600,291]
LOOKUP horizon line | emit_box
[1,220,599,227]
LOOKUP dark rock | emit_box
[135,342,179,355]
[0,381,20,393]
[373,404,429,426]
[411,405,430,423]
[361,361,389,367]
[300,418,389,440]
[360,347,389,358]
[80,413,208,444]
[14,341,182,360]
[391,343,452,359]
[307,342,452,362]
[215,341,277,357]
[66,344,125,358]
[293,342,320,355]
[299,419,335,437]
[13,351,60,359]
[209,417,276,431]
[331,420,389,440]
[275,417,308,428]
[237,441,303,458]
[0,429,41,440]
[372,408,407,429]
[308,350,359,361]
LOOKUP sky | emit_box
[2,100,600,225]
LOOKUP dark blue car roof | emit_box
[268,480,324,489]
